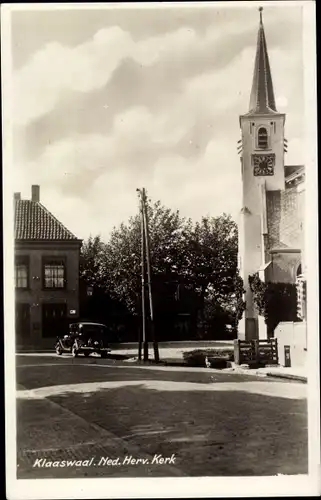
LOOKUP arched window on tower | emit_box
[257,127,268,149]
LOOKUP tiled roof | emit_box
[15,200,79,241]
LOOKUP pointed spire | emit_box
[249,7,277,114]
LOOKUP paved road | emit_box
[16,353,308,479]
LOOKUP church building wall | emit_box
[266,182,304,284]
[266,186,302,249]
[269,251,301,283]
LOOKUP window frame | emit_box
[42,256,67,290]
[15,256,29,289]
[257,126,269,150]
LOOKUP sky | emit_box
[10,3,304,242]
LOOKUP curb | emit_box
[231,368,307,383]
[227,362,308,384]
[265,372,307,383]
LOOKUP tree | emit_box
[184,214,238,291]
[201,274,245,339]
[181,214,243,336]
[80,198,245,340]
[79,235,107,289]
[79,235,134,340]
[249,273,298,336]
[101,199,190,315]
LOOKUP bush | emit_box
[183,348,234,367]
[249,273,298,336]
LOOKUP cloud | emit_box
[12,112,242,241]
[11,6,304,241]
[12,13,267,128]
[13,34,304,240]
[13,6,303,169]
[149,139,242,218]
[13,26,200,126]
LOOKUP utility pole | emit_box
[138,193,143,361]
[141,188,160,363]
[137,189,148,361]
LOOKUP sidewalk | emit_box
[112,347,307,383]
[229,364,307,383]
[112,345,229,360]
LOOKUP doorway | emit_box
[15,303,31,345]
[42,303,67,338]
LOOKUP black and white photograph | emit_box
[2,1,319,498]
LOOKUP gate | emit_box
[234,338,278,366]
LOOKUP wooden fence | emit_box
[234,338,278,366]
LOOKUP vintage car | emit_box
[55,322,111,358]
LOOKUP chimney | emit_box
[14,193,21,201]
[31,185,40,202]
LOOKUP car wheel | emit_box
[100,351,107,359]
[84,351,90,357]
[72,343,79,358]
[55,344,62,356]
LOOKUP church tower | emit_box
[238,7,286,340]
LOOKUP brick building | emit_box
[14,185,82,349]
[265,165,305,283]
[237,8,307,355]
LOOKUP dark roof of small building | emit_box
[285,165,305,177]
[285,165,305,185]
[15,199,79,241]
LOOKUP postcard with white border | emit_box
[2,1,320,499]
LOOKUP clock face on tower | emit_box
[252,154,275,176]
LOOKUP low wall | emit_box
[273,321,307,368]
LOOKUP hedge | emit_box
[183,348,234,367]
